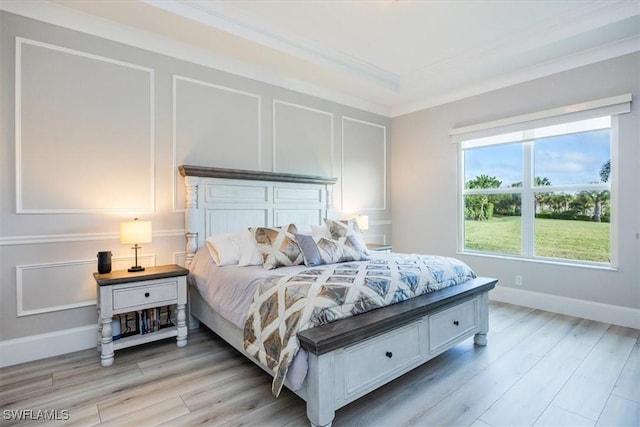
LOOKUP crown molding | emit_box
[403,0,640,82]
[143,0,400,92]
[0,1,390,117]
[391,35,640,118]
[2,1,636,119]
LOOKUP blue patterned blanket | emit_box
[243,254,476,396]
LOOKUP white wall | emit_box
[391,53,640,325]
[0,11,390,365]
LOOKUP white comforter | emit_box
[189,247,314,328]
[189,247,312,390]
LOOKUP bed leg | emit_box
[474,333,488,346]
[306,352,335,427]
[474,291,490,346]
[188,314,200,330]
[186,289,200,330]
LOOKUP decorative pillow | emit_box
[324,218,368,254]
[337,235,369,262]
[206,231,243,266]
[295,233,368,266]
[295,233,324,266]
[325,218,360,237]
[310,224,332,239]
[252,224,303,270]
[238,228,263,266]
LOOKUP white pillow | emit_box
[205,231,243,266]
[238,228,263,266]
[310,224,332,239]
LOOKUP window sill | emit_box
[457,251,618,272]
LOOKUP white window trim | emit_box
[449,94,631,143]
[453,95,631,268]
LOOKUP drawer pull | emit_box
[144,292,150,298]
[453,320,459,326]
[385,351,393,358]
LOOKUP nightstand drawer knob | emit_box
[385,351,393,358]
[453,320,459,326]
[144,292,150,298]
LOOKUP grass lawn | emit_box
[465,216,610,263]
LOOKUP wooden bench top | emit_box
[297,277,497,355]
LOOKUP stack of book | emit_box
[139,307,162,334]
[115,305,174,338]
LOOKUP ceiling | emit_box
[14,1,640,116]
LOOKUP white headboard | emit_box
[179,165,337,265]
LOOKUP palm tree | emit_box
[571,193,594,216]
[466,174,502,189]
[581,190,610,222]
[600,160,610,183]
[465,175,502,220]
[549,193,572,213]
[533,177,551,213]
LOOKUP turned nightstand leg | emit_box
[96,302,102,352]
[176,303,187,347]
[100,316,114,366]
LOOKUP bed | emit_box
[179,165,497,427]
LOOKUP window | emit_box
[459,116,613,266]
[452,95,631,267]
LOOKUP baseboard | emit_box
[490,285,640,330]
[2,287,638,367]
[0,325,97,367]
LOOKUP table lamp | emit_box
[120,218,152,272]
[355,214,369,232]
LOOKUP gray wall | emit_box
[391,53,639,310]
[0,11,390,344]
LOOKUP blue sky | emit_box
[464,129,610,187]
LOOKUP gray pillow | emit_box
[295,233,323,266]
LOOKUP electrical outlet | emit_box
[515,275,523,286]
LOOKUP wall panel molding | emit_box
[0,324,97,368]
[172,74,262,212]
[272,99,334,176]
[15,37,155,214]
[341,116,387,212]
[174,252,187,267]
[0,229,184,246]
[16,255,156,316]
[365,234,388,245]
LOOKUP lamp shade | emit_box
[355,215,369,231]
[120,220,152,244]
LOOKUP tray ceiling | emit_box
[12,0,640,116]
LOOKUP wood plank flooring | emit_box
[1,301,638,426]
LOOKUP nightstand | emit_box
[94,264,189,367]
[367,243,392,253]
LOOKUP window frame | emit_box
[451,95,630,269]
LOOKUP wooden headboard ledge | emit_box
[178,165,338,185]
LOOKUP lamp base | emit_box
[128,266,145,272]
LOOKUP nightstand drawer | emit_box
[113,281,178,310]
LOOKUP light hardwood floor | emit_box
[1,301,638,426]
